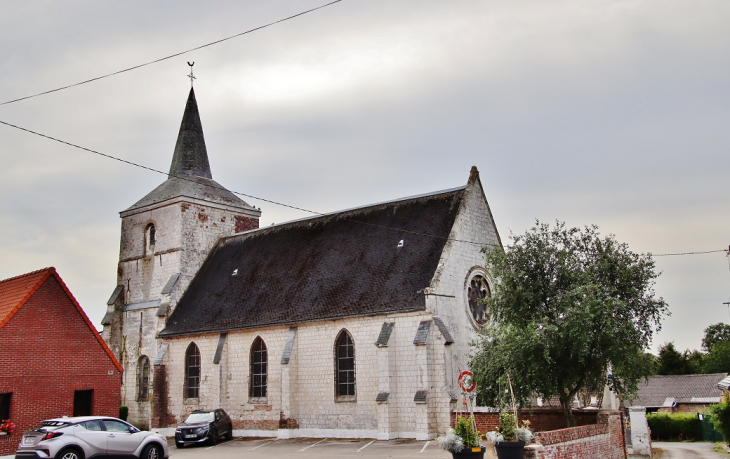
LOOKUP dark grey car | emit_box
[174,409,232,448]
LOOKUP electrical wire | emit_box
[0,118,498,248]
[0,0,343,106]
[652,250,727,257]
[0,123,725,255]
[2,116,727,255]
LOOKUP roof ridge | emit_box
[225,185,466,239]
[0,266,54,285]
[651,373,728,378]
[0,268,54,329]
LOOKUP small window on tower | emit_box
[145,223,156,255]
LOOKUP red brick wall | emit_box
[456,409,625,459]
[525,411,626,459]
[0,276,122,455]
[455,408,599,433]
[235,216,259,233]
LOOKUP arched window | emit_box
[145,223,156,255]
[249,337,267,399]
[137,356,150,401]
[185,343,200,399]
[334,330,356,400]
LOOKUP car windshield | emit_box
[36,421,71,431]
[184,412,214,423]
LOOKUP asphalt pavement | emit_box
[169,437,484,458]
[649,441,728,459]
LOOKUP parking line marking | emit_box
[357,440,375,452]
[299,438,328,451]
[248,440,276,450]
[419,441,430,453]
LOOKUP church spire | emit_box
[168,87,212,179]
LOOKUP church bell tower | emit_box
[101,85,261,428]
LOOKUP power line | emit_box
[0,118,496,248]
[2,116,727,255]
[653,250,727,257]
[0,0,343,106]
[0,122,725,255]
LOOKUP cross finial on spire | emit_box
[187,62,196,87]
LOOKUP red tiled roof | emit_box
[0,267,52,328]
[0,267,123,372]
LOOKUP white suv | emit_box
[15,416,169,459]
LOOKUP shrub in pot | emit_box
[485,412,532,459]
[437,415,486,459]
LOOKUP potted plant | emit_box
[0,419,16,436]
[437,415,486,458]
[486,412,533,459]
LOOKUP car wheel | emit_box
[225,429,232,441]
[208,428,218,446]
[56,447,85,459]
[141,443,162,459]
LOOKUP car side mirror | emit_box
[129,426,140,433]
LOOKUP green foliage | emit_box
[454,416,480,448]
[656,343,704,375]
[470,221,668,426]
[711,396,730,445]
[703,323,730,353]
[703,341,730,374]
[498,412,518,442]
[646,413,701,441]
[119,405,128,421]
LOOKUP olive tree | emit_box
[470,221,668,427]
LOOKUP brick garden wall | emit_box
[454,409,625,459]
[526,410,625,459]
[455,408,599,433]
[0,276,122,456]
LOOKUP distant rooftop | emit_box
[625,373,728,408]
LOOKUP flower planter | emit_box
[451,446,486,459]
[0,432,7,436]
[494,441,525,459]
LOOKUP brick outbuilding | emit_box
[0,268,123,456]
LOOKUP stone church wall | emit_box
[159,310,453,439]
[426,174,501,405]
[115,200,258,428]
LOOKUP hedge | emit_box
[646,413,701,441]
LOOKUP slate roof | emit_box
[124,88,257,214]
[625,373,728,408]
[160,187,465,337]
[0,268,123,372]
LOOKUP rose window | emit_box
[467,275,491,325]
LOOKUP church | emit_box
[101,86,502,440]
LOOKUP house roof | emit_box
[0,268,50,328]
[625,373,728,408]
[123,88,258,215]
[160,186,466,337]
[0,267,123,372]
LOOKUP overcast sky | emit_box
[1,0,729,354]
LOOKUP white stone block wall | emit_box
[160,311,457,438]
[426,175,502,410]
[113,200,259,427]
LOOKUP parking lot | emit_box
[169,437,487,458]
